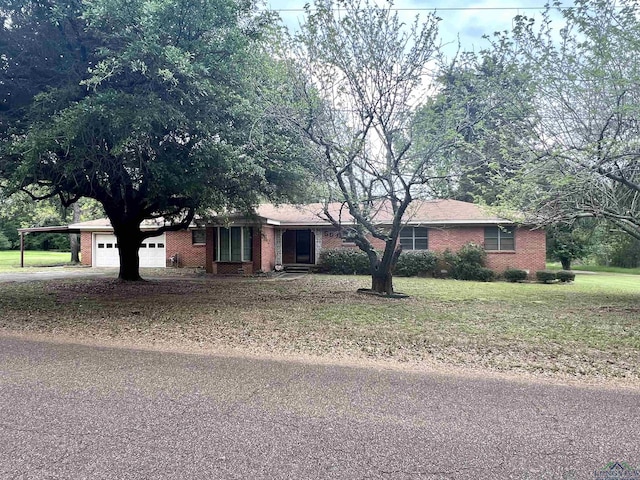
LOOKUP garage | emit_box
[94,233,166,268]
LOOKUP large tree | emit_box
[288,0,512,294]
[492,0,640,240]
[0,0,312,280]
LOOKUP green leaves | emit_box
[1,0,316,274]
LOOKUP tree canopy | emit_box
[0,0,314,279]
[287,0,519,294]
[491,0,640,241]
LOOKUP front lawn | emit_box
[547,262,640,275]
[0,272,638,381]
[0,250,73,271]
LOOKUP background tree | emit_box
[434,54,534,204]
[546,220,595,270]
[0,192,102,252]
[492,0,640,241]
[0,0,313,280]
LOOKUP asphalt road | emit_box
[0,336,638,479]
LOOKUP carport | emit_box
[16,226,80,267]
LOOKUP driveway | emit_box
[0,268,113,283]
[1,335,638,479]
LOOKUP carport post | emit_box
[20,232,24,268]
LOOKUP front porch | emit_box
[276,228,324,267]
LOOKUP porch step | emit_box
[283,265,312,273]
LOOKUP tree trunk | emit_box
[116,233,143,281]
[371,271,393,295]
[69,202,81,264]
[367,243,401,295]
[560,257,571,270]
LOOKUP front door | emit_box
[295,230,312,264]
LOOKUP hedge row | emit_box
[317,246,577,284]
[318,244,493,281]
[536,270,576,283]
[316,249,371,275]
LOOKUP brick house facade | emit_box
[71,200,546,275]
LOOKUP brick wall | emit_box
[80,232,92,266]
[166,229,206,268]
[429,226,484,251]
[430,226,546,274]
[200,223,546,276]
[484,228,546,274]
[317,225,546,275]
[205,227,215,273]
[211,262,253,275]
[258,226,276,272]
[320,228,386,250]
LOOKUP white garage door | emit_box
[94,234,166,268]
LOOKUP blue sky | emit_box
[265,1,570,54]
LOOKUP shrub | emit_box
[454,264,495,281]
[503,268,528,282]
[317,249,370,275]
[556,270,576,283]
[536,270,557,283]
[441,243,494,282]
[437,248,458,276]
[474,267,496,282]
[456,242,487,266]
[395,251,438,277]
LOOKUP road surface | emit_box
[0,335,638,479]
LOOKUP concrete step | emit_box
[284,265,312,273]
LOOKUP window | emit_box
[341,228,356,244]
[192,229,206,245]
[217,227,252,262]
[485,226,515,251]
[399,227,428,250]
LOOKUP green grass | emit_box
[0,271,638,381]
[0,250,73,270]
[547,262,640,275]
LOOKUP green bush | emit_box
[441,243,494,282]
[474,267,496,282]
[536,270,557,283]
[395,250,438,277]
[454,264,495,281]
[456,242,487,266]
[503,268,528,282]
[556,270,576,283]
[317,249,370,275]
[0,232,10,250]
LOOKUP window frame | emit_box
[192,228,206,245]
[216,226,252,262]
[484,226,515,251]
[399,226,428,250]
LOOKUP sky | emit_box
[264,0,572,55]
